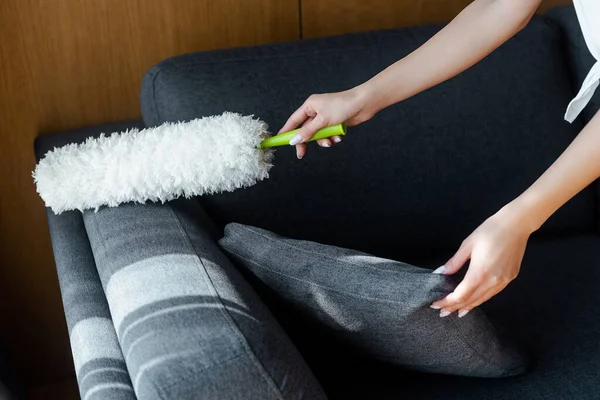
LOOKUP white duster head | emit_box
[33,112,274,214]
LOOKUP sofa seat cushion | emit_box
[319,235,600,399]
[141,15,596,263]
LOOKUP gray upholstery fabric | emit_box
[140,15,596,264]
[45,209,136,400]
[218,223,528,378]
[82,200,326,400]
[323,235,600,400]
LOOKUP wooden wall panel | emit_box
[0,0,299,386]
[301,0,573,38]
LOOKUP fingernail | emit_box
[333,137,342,143]
[322,142,331,148]
[440,310,451,318]
[432,266,446,275]
[458,310,470,318]
[289,134,303,146]
[430,305,441,310]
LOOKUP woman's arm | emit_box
[281,0,543,158]
[359,0,542,114]
[511,110,600,232]
[431,110,600,317]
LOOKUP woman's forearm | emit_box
[507,111,600,233]
[356,0,541,113]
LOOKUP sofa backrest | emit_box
[141,10,596,263]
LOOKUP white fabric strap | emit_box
[564,0,600,123]
[564,61,600,123]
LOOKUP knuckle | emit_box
[488,274,511,286]
[452,294,467,303]
[451,294,469,305]
[299,130,311,140]
[315,114,329,126]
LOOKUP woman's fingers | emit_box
[433,270,510,317]
[430,239,475,315]
[293,116,316,159]
[317,139,332,148]
[279,102,313,134]
[439,240,472,275]
[296,143,307,159]
[440,285,496,317]
[280,96,342,158]
[431,274,480,315]
[458,285,507,316]
[296,129,340,158]
[290,115,328,145]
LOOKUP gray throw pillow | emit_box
[218,223,529,378]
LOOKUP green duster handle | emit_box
[259,123,347,149]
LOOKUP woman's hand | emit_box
[432,110,600,318]
[278,0,540,160]
[430,204,534,317]
[278,87,375,159]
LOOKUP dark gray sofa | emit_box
[35,6,600,399]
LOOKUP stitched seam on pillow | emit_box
[224,246,447,305]
[380,351,478,368]
[168,206,286,400]
[233,226,437,278]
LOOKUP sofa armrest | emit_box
[37,122,149,399]
[46,209,136,400]
[80,198,326,399]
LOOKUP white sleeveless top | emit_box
[564,0,600,122]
